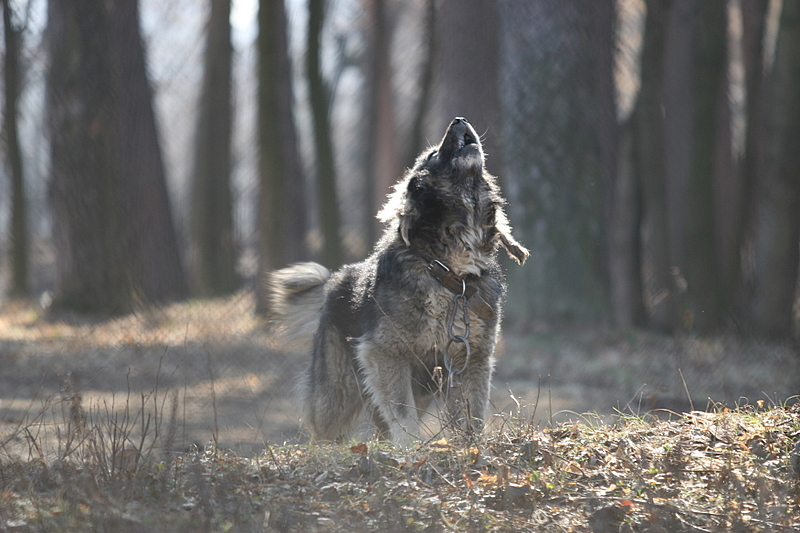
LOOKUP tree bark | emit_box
[307,0,343,269]
[437,0,501,164]
[404,0,437,169]
[46,0,187,314]
[107,0,188,304]
[684,1,728,332]
[256,0,308,312]
[635,0,673,332]
[2,0,28,297]
[191,0,238,296]
[362,0,399,246]
[47,0,133,314]
[736,0,769,319]
[749,0,800,338]
[499,0,609,324]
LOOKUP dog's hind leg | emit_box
[300,325,363,441]
[369,407,391,440]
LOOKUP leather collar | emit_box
[427,260,495,320]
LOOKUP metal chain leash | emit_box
[443,278,471,388]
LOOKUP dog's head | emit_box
[379,117,529,273]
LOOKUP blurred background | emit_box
[0,0,798,455]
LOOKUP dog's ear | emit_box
[378,173,415,247]
[397,175,433,247]
[379,175,422,248]
[494,206,529,265]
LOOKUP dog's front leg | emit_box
[446,351,494,437]
[356,339,420,447]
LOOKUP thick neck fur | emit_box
[377,157,503,277]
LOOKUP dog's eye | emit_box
[426,151,438,163]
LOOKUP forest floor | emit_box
[0,294,798,531]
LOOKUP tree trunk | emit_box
[255,0,308,312]
[191,0,238,296]
[307,0,343,269]
[661,0,697,332]
[499,1,609,324]
[362,0,399,247]
[591,0,633,329]
[404,0,437,169]
[46,0,187,314]
[107,0,188,304]
[634,0,673,332]
[639,0,730,334]
[437,0,501,164]
[736,0,769,320]
[749,0,800,338]
[616,121,646,328]
[2,0,28,297]
[684,1,728,332]
[47,0,133,314]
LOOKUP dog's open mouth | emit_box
[457,131,477,153]
[439,117,483,170]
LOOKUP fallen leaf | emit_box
[350,443,368,455]
[478,472,499,487]
[462,472,475,488]
[431,438,452,450]
[562,460,583,475]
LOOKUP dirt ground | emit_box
[0,293,798,459]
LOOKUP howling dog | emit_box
[267,117,528,446]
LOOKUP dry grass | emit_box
[0,295,799,531]
[0,394,798,532]
[0,294,303,458]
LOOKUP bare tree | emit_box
[500,1,609,324]
[107,0,188,304]
[634,0,673,332]
[191,0,238,296]
[256,0,308,312]
[46,0,187,314]
[362,0,399,246]
[436,0,501,162]
[47,0,133,313]
[307,0,343,268]
[2,0,28,297]
[748,0,800,338]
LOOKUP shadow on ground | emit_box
[1,294,797,458]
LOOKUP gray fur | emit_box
[266,262,329,352]
[267,118,528,446]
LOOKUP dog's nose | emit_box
[452,117,468,125]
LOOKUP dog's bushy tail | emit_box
[266,262,330,352]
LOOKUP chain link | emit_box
[444,278,471,387]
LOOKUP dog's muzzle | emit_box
[438,117,484,169]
